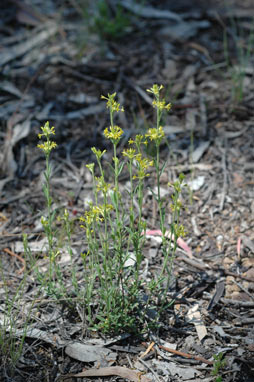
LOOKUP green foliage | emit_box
[34,86,186,334]
[223,19,254,104]
[78,86,185,333]
[211,352,227,382]
[93,1,130,40]
[78,0,132,42]
[0,247,39,370]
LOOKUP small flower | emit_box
[152,99,171,111]
[173,223,186,238]
[146,84,171,112]
[86,163,95,173]
[146,126,165,143]
[146,84,164,96]
[101,93,124,113]
[96,176,111,194]
[37,122,57,155]
[122,148,136,160]
[60,208,69,222]
[80,203,113,227]
[169,175,185,193]
[38,121,55,139]
[40,216,48,227]
[133,154,153,179]
[170,198,183,213]
[37,141,57,155]
[91,147,106,160]
[135,154,153,168]
[135,135,145,145]
[104,125,123,143]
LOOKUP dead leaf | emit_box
[69,366,151,382]
[0,22,57,66]
[188,175,205,191]
[1,118,31,177]
[152,359,201,380]
[187,304,207,341]
[119,0,181,22]
[13,327,66,348]
[207,280,225,311]
[192,141,210,163]
[65,342,117,363]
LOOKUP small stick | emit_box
[140,341,155,359]
[3,247,26,274]
[138,358,160,382]
[142,342,213,365]
[158,344,213,365]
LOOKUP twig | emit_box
[219,142,228,211]
[140,342,155,359]
[177,254,209,271]
[3,247,26,274]
[158,344,213,365]
[231,279,254,301]
[142,342,213,365]
[221,269,254,283]
[138,358,160,382]
[221,298,254,307]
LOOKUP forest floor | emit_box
[0,0,254,381]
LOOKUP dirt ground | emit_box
[0,0,254,381]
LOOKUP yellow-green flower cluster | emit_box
[170,198,183,213]
[91,147,106,160]
[104,125,123,143]
[38,121,56,139]
[86,163,95,174]
[101,93,124,113]
[80,203,113,226]
[152,99,171,112]
[146,126,165,143]
[37,121,57,155]
[96,176,111,194]
[169,174,185,193]
[146,84,171,111]
[134,154,153,179]
[173,223,186,238]
[146,84,164,96]
[40,216,48,227]
[122,148,136,160]
[37,141,57,155]
[123,142,153,179]
[128,134,147,150]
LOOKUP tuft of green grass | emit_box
[223,19,254,105]
[93,1,131,41]
[77,0,132,43]
[0,247,39,373]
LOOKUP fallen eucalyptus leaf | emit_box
[68,366,151,382]
[65,342,117,363]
